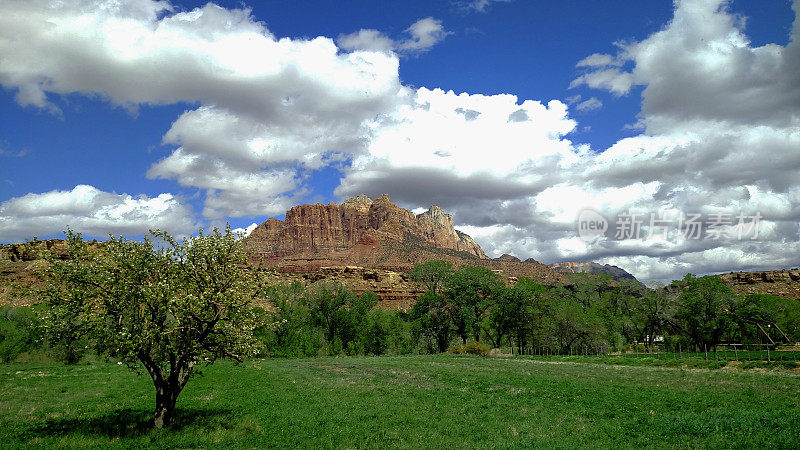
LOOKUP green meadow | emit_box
[2,355,798,448]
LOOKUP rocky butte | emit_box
[246,194,485,262]
[244,194,565,309]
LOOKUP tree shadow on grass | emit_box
[21,407,235,440]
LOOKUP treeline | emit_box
[402,261,799,355]
[253,260,799,357]
[254,282,408,357]
[2,260,799,362]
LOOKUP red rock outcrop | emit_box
[719,269,800,299]
[246,194,486,260]
[243,195,567,303]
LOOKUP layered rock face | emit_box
[549,261,638,282]
[261,266,424,311]
[242,195,569,307]
[246,194,486,260]
[719,269,800,299]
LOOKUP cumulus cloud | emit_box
[397,17,450,53]
[0,185,198,243]
[232,222,259,238]
[337,17,449,55]
[335,87,580,208]
[571,0,800,130]
[570,69,634,96]
[549,0,800,280]
[0,0,403,218]
[336,29,395,53]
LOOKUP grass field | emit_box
[1,355,799,448]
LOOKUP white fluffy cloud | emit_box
[546,0,800,279]
[397,18,449,53]
[335,87,582,208]
[232,222,259,238]
[337,17,449,55]
[571,0,800,132]
[0,185,197,242]
[0,0,403,218]
[336,29,395,54]
[570,69,634,96]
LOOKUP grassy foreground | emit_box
[1,356,798,448]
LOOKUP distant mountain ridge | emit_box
[548,261,638,281]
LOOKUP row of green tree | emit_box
[403,260,799,356]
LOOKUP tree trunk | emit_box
[437,332,449,353]
[139,352,191,429]
[153,381,180,428]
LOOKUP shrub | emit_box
[0,306,43,362]
[741,360,799,370]
[361,308,407,356]
[448,341,490,356]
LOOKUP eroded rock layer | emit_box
[245,194,485,260]
[718,269,800,300]
[243,195,567,302]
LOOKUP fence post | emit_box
[704,344,708,360]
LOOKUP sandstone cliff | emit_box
[243,195,566,296]
[246,194,485,260]
[718,269,800,300]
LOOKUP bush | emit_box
[254,283,324,358]
[361,308,407,356]
[448,341,490,356]
[0,306,43,362]
[741,360,799,370]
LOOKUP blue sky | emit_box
[0,0,798,281]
